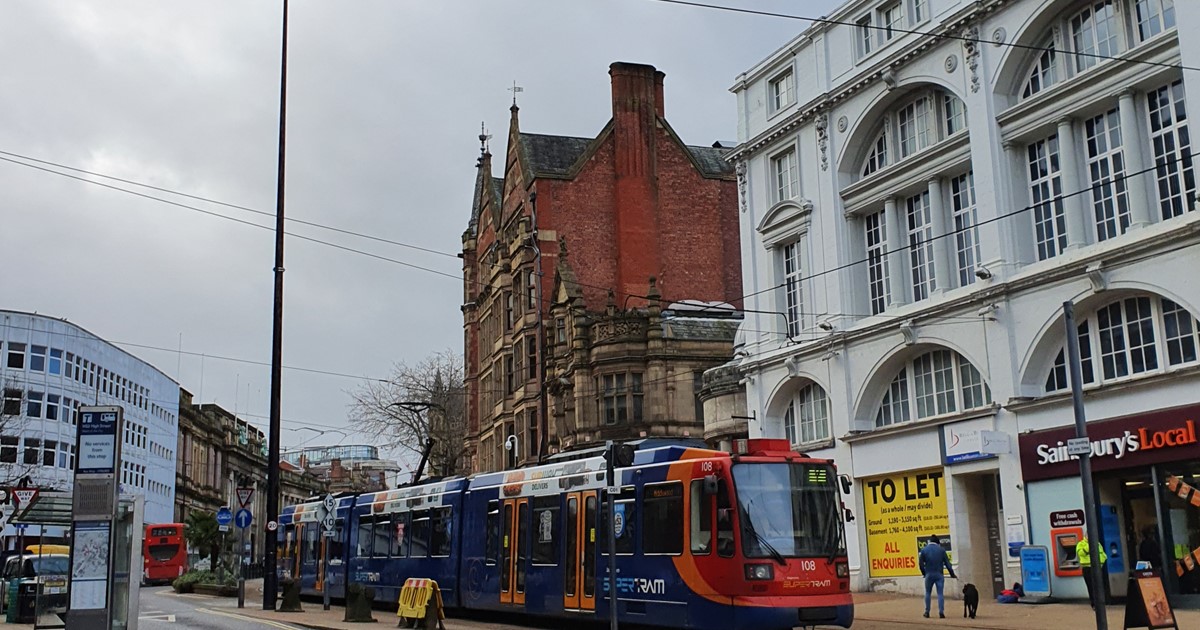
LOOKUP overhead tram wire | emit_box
[645,0,1200,74]
[0,149,1102,323]
[0,149,459,261]
[4,141,1195,338]
[0,154,463,282]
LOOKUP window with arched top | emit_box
[875,350,992,427]
[782,382,831,446]
[1018,0,1176,102]
[859,88,967,178]
[1045,295,1199,392]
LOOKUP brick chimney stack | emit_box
[609,62,663,304]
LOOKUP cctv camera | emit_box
[974,266,993,280]
[818,321,834,332]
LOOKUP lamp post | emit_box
[263,0,289,610]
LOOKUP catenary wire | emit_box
[645,0,1200,73]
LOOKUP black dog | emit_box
[962,583,979,619]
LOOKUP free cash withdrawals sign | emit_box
[863,469,949,577]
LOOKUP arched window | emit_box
[1045,295,1200,392]
[1022,37,1059,98]
[782,382,830,445]
[858,88,966,177]
[876,350,992,427]
[1019,0,1176,102]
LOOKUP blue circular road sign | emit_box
[235,509,253,529]
[216,507,233,526]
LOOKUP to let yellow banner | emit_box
[863,469,949,577]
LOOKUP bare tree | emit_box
[348,350,467,481]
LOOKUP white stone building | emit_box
[728,0,1200,605]
[0,311,179,540]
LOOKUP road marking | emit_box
[139,612,176,622]
[197,607,304,630]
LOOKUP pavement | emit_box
[30,579,1190,630]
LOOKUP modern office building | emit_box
[728,0,1198,606]
[0,310,179,542]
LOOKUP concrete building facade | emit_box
[729,0,1200,606]
[0,310,179,538]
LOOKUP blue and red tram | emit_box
[277,439,853,629]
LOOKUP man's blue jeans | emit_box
[924,572,945,614]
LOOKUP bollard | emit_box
[344,582,376,623]
[277,577,303,613]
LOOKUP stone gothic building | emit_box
[462,62,743,472]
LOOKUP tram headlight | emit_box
[836,562,849,578]
[744,563,774,581]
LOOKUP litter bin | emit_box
[15,582,37,623]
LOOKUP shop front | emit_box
[1018,403,1200,606]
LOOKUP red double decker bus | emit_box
[143,523,188,585]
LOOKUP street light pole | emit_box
[263,0,288,611]
[1064,300,1107,630]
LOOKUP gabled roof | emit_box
[518,133,594,177]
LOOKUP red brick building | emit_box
[462,62,742,472]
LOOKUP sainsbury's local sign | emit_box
[1018,404,1200,482]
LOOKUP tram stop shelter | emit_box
[7,492,143,630]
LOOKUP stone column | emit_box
[1118,89,1154,228]
[885,197,908,307]
[1057,117,1090,250]
[927,178,952,292]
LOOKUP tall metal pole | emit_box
[1064,300,1107,630]
[263,0,288,611]
[605,440,618,630]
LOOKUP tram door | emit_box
[564,491,597,611]
[500,498,528,606]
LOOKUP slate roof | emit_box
[518,133,734,179]
[659,313,743,341]
[519,133,594,177]
[686,145,735,177]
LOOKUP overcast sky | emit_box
[0,0,828,472]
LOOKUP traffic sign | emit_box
[322,530,336,538]
[236,487,254,508]
[219,525,229,533]
[216,506,233,527]
[266,520,278,532]
[322,494,336,512]
[235,509,253,529]
[322,514,336,532]
[12,488,38,509]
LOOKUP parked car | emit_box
[1,554,69,612]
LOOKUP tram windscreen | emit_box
[732,463,845,559]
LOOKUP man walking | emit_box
[1076,535,1108,609]
[919,535,957,618]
